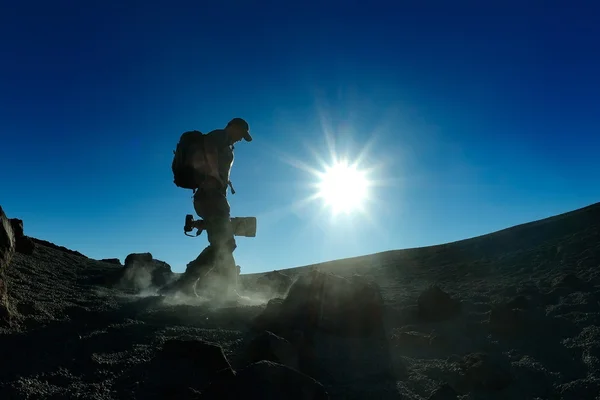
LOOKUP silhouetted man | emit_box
[162,118,252,300]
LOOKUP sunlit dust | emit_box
[316,160,370,215]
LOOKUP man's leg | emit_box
[203,216,239,299]
[178,245,215,291]
[189,189,239,299]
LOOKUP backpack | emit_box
[172,130,224,190]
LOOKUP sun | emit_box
[316,160,370,215]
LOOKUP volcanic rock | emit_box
[8,218,35,255]
[253,270,385,339]
[0,206,15,322]
[118,252,174,292]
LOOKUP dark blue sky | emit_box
[1,1,599,273]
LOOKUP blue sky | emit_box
[1,1,599,274]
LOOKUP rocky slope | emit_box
[0,202,599,399]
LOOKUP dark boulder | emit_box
[118,252,174,292]
[124,252,153,266]
[0,206,15,322]
[253,270,385,339]
[0,207,14,272]
[8,218,35,255]
[250,270,395,384]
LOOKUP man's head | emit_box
[225,118,252,144]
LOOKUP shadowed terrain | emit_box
[1,202,599,399]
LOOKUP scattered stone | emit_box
[0,206,16,322]
[417,285,462,321]
[202,360,329,399]
[242,331,299,370]
[428,383,459,399]
[8,218,35,255]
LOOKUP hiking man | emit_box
[162,118,252,300]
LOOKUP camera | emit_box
[184,214,257,238]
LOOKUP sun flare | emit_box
[316,160,370,214]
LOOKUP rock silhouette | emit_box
[0,201,600,399]
[117,252,175,292]
[0,206,15,323]
[8,218,35,255]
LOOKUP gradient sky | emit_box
[1,1,599,274]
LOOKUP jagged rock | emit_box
[100,258,122,265]
[8,218,35,255]
[256,270,293,296]
[417,285,462,321]
[202,360,329,399]
[119,252,174,291]
[0,206,15,322]
[251,272,393,384]
[0,207,14,272]
[242,331,299,370]
[124,252,153,266]
[253,270,385,338]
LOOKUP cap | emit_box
[227,118,252,142]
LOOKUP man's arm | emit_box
[202,130,231,188]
